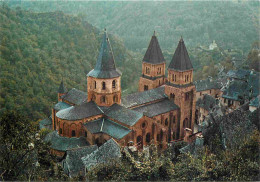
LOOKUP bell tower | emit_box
[165,37,196,139]
[87,29,122,107]
[139,31,166,92]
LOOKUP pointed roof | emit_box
[168,37,193,71]
[87,29,121,79]
[58,80,67,93]
[143,31,165,64]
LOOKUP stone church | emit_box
[42,30,196,156]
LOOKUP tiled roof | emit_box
[44,131,89,152]
[84,118,131,139]
[62,145,98,177]
[62,88,87,105]
[222,80,248,101]
[87,30,121,79]
[58,80,67,93]
[81,139,121,171]
[105,104,143,126]
[133,99,179,117]
[39,117,52,130]
[53,102,71,111]
[56,101,103,121]
[195,78,221,92]
[168,37,193,71]
[143,33,165,64]
[196,94,216,111]
[249,95,260,107]
[121,86,167,108]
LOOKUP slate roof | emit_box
[196,94,216,111]
[53,102,71,111]
[56,101,103,121]
[105,104,143,126]
[179,137,204,155]
[44,131,89,152]
[62,145,98,177]
[133,99,179,117]
[39,117,52,130]
[58,80,67,93]
[168,37,193,71]
[249,95,260,107]
[62,88,87,105]
[143,33,165,64]
[248,72,259,97]
[87,30,121,79]
[121,86,167,108]
[226,69,250,80]
[83,118,131,139]
[195,78,222,92]
[82,139,121,171]
[222,80,248,101]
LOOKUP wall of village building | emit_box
[196,107,209,124]
[220,97,241,111]
[87,76,121,106]
[196,89,222,100]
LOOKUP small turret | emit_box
[58,79,67,102]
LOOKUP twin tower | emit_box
[86,30,196,131]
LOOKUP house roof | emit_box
[105,104,143,126]
[87,30,121,79]
[58,80,67,93]
[61,88,87,105]
[143,32,165,64]
[81,139,121,171]
[56,101,103,121]
[121,86,167,108]
[62,145,98,177]
[133,99,179,117]
[83,118,131,139]
[196,94,216,111]
[195,78,222,92]
[249,95,260,107]
[226,69,250,80]
[39,117,52,130]
[168,37,193,71]
[222,80,248,101]
[53,102,71,111]
[44,131,89,152]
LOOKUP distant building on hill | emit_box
[209,40,218,50]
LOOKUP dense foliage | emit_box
[6,1,259,52]
[0,5,141,121]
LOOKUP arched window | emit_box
[92,94,96,101]
[137,136,142,144]
[101,96,106,103]
[102,82,106,90]
[185,75,187,82]
[112,80,116,89]
[72,130,76,137]
[113,95,118,102]
[170,93,175,100]
[59,128,62,134]
[183,118,189,129]
[144,85,148,91]
[85,131,87,137]
[172,74,175,82]
[165,118,168,126]
[146,133,151,143]
[175,75,177,81]
[173,116,176,123]
[94,81,96,89]
[141,122,146,129]
[187,75,189,82]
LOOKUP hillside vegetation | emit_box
[0,5,141,120]
[6,1,259,52]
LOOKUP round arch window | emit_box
[141,122,146,129]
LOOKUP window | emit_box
[144,85,148,91]
[142,122,146,128]
[59,128,62,134]
[85,131,87,137]
[72,130,76,137]
[146,133,151,143]
[94,81,96,89]
[170,93,175,100]
[92,95,96,101]
[101,96,106,103]
[173,116,176,124]
[175,75,177,81]
[210,89,212,94]
[200,92,202,96]
[113,95,118,102]
[165,118,168,126]
[172,74,175,82]
[185,75,187,82]
[187,75,189,82]
[159,80,160,85]
[146,67,150,74]
[185,92,190,100]
[102,82,106,90]
[112,80,116,89]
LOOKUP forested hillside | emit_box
[0,5,141,120]
[6,1,259,52]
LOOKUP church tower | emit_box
[139,31,166,92]
[165,37,196,139]
[87,30,122,107]
[58,79,67,102]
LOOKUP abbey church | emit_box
[42,30,196,157]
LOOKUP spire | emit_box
[168,37,193,71]
[87,29,121,79]
[142,32,165,64]
[58,79,67,93]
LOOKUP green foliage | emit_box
[247,41,260,72]
[0,5,140,121]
